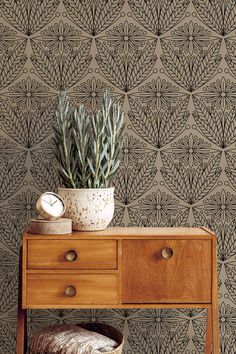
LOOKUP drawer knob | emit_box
[65,285,77,297]
[65,250,77,262]
[161,247,173,259]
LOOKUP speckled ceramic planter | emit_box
[58,187,114,231]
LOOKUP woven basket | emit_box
[29,322,124,354]
[79,323,124,354]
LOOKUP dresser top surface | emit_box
[24,226,214,240]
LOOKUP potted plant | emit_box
[53,90,124,231]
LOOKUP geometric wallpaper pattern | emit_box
[1,0,236,352]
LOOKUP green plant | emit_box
[53,90,124,188]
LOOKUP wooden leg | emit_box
[211,235,220,354]
[17,248,27,354]
[205,306,212,354]
[212,304,220,354]
[17,307,27,354]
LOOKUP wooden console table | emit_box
[17,227,219,353]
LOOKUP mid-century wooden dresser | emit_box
[17,227,219,353]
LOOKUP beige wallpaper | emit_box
[0,0,236,352]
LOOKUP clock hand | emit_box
[42,199,52,206]
[51,200,58,206]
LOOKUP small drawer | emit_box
[26,274,118,307]
[122,239,212,304]
[28,240,117,270]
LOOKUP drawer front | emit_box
[122,239,211,303]
[28,240,117,270]
[27,274,118,306]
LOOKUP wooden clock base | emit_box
[29,218,72,235]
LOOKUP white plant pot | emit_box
[58,187,114,231]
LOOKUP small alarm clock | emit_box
[36,192,65,220]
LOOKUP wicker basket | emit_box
[29,322,124,354]
[79,323,124,354]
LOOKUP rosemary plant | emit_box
[53,91,77,188]
[54,90,124,189]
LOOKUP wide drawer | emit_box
[26,274,118,306]
[122,239,212,303]
[27,240,117,270]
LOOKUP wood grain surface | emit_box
[28,239,117,270]
[122,239,212,303]
[27,274,118,306]
[20,227,219,353]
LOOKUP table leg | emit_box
[205,306,212,354]
[212,304,220,354]
[17,247,27,354]
[17,307,27,354]
[212,236,220,354]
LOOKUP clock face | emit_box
[39,192,65,218]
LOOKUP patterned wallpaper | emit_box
[0,0,236,352]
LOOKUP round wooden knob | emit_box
[65,250,77,262]
[161,247,173,259]
[65,285,77,297]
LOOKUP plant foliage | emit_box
[53,90,124,188]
